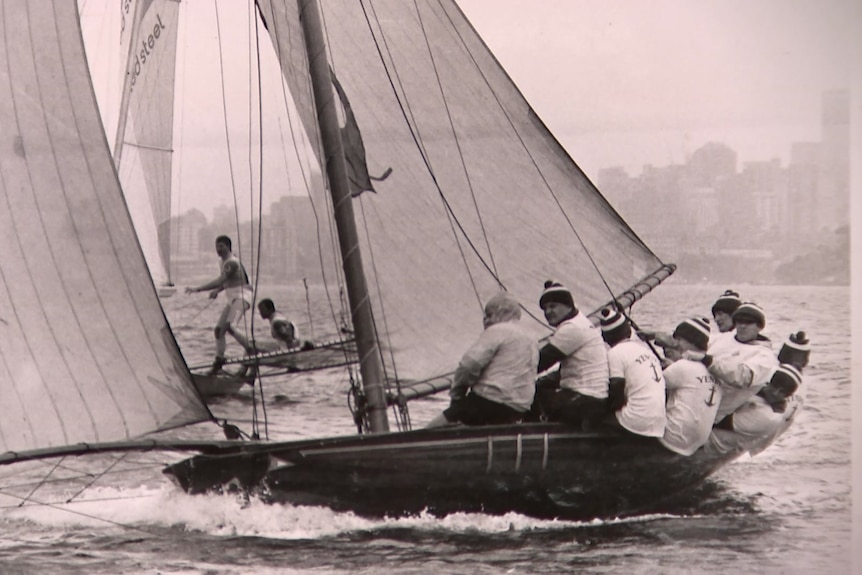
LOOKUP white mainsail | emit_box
[115,0,181,291]
[258,0,671,386]
[0,0,209,457]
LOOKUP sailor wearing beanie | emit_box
[708,363,803,456]
[690,301,778,423]
[711,290,742,334]
[533,281,609,429]
[600,307,667,438]
[660,317,720,456]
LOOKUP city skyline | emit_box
[180,88,850,234]
[79,0,858,222]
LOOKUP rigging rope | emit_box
[63,453,129,504]
[18,457,65,507]
[252,2,269,441]
[412,0,500,279]
[357,0,634,327]
[360,0,488,316]
[264,4,360,377]
[322,4,409,429]
[214,2,261,438]
[434,1,623,307]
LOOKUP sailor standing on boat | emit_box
[426,292,537,428]
[185,235,253,374]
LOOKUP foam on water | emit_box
[4,480,695,542]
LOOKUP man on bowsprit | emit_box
[185,235,253,374]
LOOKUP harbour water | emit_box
[0,283,853,574]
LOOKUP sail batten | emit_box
[0,0,210,456]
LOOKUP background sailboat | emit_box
[114,0,181,298]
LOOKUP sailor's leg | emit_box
[209,303,232,372]
[228,324,254,353]
[225,300,253,352]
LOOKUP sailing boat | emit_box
[113,0,180,298]
[0,0,790,521]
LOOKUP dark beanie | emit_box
[672,317,711,352]
[711,289,742,315]
[539,280,574,309]
[770,363,802,395]
[778,331,810,368]
[732,302,766,328]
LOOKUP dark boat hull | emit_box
[164,422,742,520]
[190,370,252,398]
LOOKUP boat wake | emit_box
[2,480,758,541]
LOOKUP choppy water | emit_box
[0,284,853,574]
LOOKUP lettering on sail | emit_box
[129,13,167,93]
[120,0,133,35]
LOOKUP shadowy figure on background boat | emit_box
[229,298,315,354]
[426,292,537,428]
[530,281,609,429]
[598,307,667,438]
[184,235,253,374]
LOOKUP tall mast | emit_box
[297,0,389,432]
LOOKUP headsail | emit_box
[257,0,672,386]
[0,0,210,460]
[115,0,181,290]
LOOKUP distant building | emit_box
[596,88,849,284]
[816,89,850,231]
[787,142,820,238]
[687,142,736,186]
[738,159,787,233]
[597,166,633,208]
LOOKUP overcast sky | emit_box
[79,0,860,220]
[459,0,858,171]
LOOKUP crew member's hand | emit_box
[682,350,706,362]
[636,330,655,341]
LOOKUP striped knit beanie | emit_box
[770,363,803,395]
[672,316,711,351]
[711,289,742,315]
[599,307,630,342]
[778,331,810,368]
[732,301,766,328]
[539,280,575,309]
